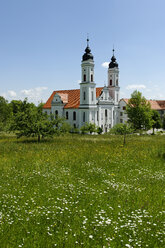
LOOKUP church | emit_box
[43,39,120,132]
[43,40,165,132]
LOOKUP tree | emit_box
[96,126,103,135]
[80,124,88,134]
[10,99,63,141]
[9,100,22,114]
[162,114,165,130]
[0,96,11,131]
[80,122,97,134]
[60,122,72,134]
[151,110,162,134]
[126,90,152,133]
[110,123,133,145]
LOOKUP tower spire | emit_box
[82,35,94,61]
[112,45,115,56]
[87,33,89,47]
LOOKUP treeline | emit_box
[0,91,165,142]
[0,96,103,141]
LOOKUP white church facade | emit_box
[43,39,165,131]
[43,39,121,132]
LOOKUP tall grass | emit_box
[0,134,165,247]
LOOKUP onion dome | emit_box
[82,39,94,61]
[109,49,118,68]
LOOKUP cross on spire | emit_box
[87,33,89,47]
[112,45,115,56]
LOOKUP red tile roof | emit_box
[120,98,165,110]
[149,100,162,110]
[43,87,103,109]
[156,100,165,110]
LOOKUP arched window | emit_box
[55,110,58,118]
[83,91,86,101]
[84,74,86,82]
[117,94,119,102]
[66,111,68,120]
[73,111,76,121]
[83,112,85,122]
[91,74,93,82]
[105,109,107,117]
[91,91,94,101]
[110,79,112,86]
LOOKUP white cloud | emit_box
[101,62,109,68]
[8,90,17,97]
[21,87,48,96]
[1,86,48,104]
[20,87,48,103]
[126,84,146,90]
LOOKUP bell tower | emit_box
[80,38,96,106]
[108,49,120,104]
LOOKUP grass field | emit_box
[0,134,165,248]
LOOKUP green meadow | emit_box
[0,134,165,248]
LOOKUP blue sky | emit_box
[0,0,165,104]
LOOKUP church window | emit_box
[105,109,107,117]
[74,124,76,128]
[66,111,68,119]
[83,91,86,100]
[84,74,86,82]
[110,80,112,86]
[120,112,123,116]
[83,112,85,122]
[116,79,118,86]
[91,91,94,101]
[109,124,111,128]
[120,119,123,123]
[91,74,93,82]
[55,110,58,118]
[73,111,76,121]
[123,106,126,110]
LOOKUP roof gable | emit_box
[120,98,165,110]
[43,87,103,109]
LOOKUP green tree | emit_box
[96,126,103,135]
[151,110,162,134]
[80,124,88,134]
[60,122,72,134]
[126,90,152,133]
[9,100,22,114]
[0,96,11,131]
[10,99,63,141]
[110,123,133,145]
[162,114,165,130]
[80,122,97,134]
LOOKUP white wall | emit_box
[118,100,128,124]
